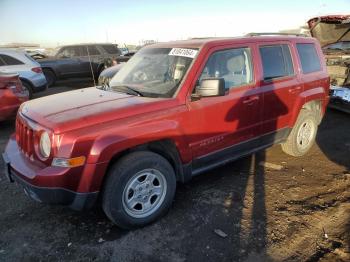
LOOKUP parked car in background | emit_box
[98,63,124,86]
[3,35,329,229]
[0,73,28,121]
[38,43,130,86]
[308,15,350,113]
[0,49,47,98]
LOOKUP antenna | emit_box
[86,45,97,87]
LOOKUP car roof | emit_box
[58,43,117,48]
[146,35,315,49]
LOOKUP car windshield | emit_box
[109,47,197,98]
[323,41,350,51]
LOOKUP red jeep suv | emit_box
[2,35,329,228]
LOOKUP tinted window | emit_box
[57,47,78,58]
[0,57,5,66]
[296,43,321,74]
[100,45,121,55]
[0,54,24,65]
[87,45,100,55]
[78,46,88,56]
[259,45,294,80]
[199,47,253,89]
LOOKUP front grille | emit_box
[16,117,35,158]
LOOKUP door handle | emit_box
[288,86,302,94]
[243,95,259,105]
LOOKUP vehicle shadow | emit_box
[315,108,350,248]
[316,108,350,171]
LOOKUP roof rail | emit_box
[245,32,309,37]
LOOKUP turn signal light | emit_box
[52,156,86,167]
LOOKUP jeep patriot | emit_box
[2,36,330,228]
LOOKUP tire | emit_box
[102,151,176,229]
[281,110,318,157]
[20,81,33,99]
[43,69,56,87]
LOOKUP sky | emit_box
[0,0,349,47]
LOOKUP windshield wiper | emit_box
[110,85,144,97]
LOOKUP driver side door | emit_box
[185,44,263,172]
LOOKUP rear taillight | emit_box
[31,67,43,74]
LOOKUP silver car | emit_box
[0,49,47,98]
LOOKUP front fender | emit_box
[87,119,190,165]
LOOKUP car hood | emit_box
[308,15,350,47]
[20,87,174,133]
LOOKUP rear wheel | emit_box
[281,110,318,156]
[20,81,33,99]
[43,69,56,87]
[102,151,176,229]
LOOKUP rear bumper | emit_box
[2,137,99,210]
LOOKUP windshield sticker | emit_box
[169,48,198,58]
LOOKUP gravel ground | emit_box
[0,83,349,261]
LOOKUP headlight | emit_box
[39,132,51,158]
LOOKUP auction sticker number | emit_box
[169,48,198,58]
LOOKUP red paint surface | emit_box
[4,36,330,193]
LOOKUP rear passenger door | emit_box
[79,45,101,77]
[257,42,302,141]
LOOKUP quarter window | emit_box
[296,43,321,74]
[199,47,253,89]
[259,45,294,80]
[0,54,24,65]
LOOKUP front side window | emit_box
[199,47,253,89]
[296,43,321,74]
[57,47,78,58]
[259,44,294,80]
[0,54,24,65]
[109,47,197,98]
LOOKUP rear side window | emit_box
[86,45,101,55]
[259,45,294,80]
[100,45,121,55]
[296,43,321,74]
[0,54,24,65]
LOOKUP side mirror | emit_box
[193,78,226,99]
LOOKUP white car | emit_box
[0,49,47,98]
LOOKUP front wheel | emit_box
[281,110,318,157]
[102,151,176,229]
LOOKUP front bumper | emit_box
[2,137,98,210]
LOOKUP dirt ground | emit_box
[0,83,349,262]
